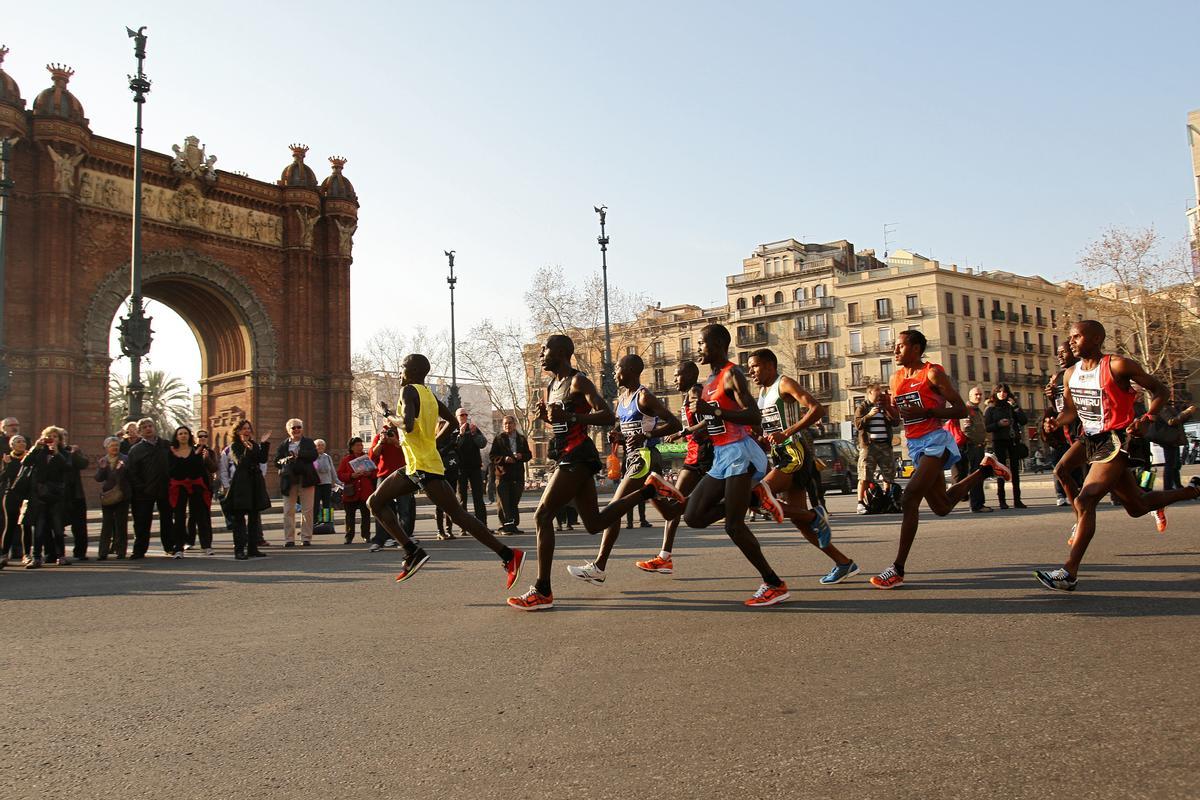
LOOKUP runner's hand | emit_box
[693,399,716,418]
[1127,417,1149,438]
[766,431,786,445]
[663,431,683,444]
[534,401,550,423]
[627,432,647,449]
[547,404,568,423]
[898,404,924,421]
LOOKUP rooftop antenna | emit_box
[883,222,898,258]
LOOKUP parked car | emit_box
[812,439,858,494]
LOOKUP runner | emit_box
[679,324,791,608]
[635,360,712,575]
[870,329,1008,589]
[1043,342,1093,542]
[507,335,682,611]
[1035,320,1200,592]
[566,354,684,586]
[747,349,859,585]
[369,353,525,588]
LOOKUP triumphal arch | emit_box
[0,49,355,453]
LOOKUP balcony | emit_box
[874,308,894,321]
[874,339,896,354]
[845,343,866,356]
[846,313,866,326]
[1022,314,1033,325]
[991,310,1007,322]
[993,342,1008,353]
[795,325,830,340]
[1007,311,1019,323]
[651,353,670,367]
[848,373,879,390]
[1039,344,1051,355]
[737,328,769,347]
[809,385,836,402]
[1036,317,1047,328]
[796,351,833,369]
[731,295,834,321]
[1022,343,1035,354]
[904,305,932,319]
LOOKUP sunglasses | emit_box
[291,426,303,430]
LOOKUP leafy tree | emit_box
[108,370,194,435]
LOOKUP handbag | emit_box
[100,485,125,506]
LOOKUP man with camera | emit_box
[853,383,898,514]
[274,418,319,546]
[368,416,413,551]
[453,407,489,524]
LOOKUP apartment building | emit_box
[1188,108,1200,276]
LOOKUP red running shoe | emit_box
[507,586,554,611]
[980,452,1012,482]
[869,565,904,589]
[646,472,685,504]
[752,482,785,524]
[744,582,790,607]
[635,554,673,574]
[504,548,526,589]
[1153,509,1167,533]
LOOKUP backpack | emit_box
[863,479,902,514]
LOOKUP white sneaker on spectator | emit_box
[384,539,399,548]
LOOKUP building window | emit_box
[815,341,831,359]
[738,352,749,367]
[680,337,691,356]
[796,286,809,301]
[736,298,747,310]
[982,356,991,383]
[1051,308,1057,326]
[653,368,664,387]
[849,330,862,354]
[949,354,959,376]
[905,294,920,314]
[1022,331,1031,351]
[880,360,893,382]
[1036,307,1044,325]
[753,294,765,307]
[773,291,784,304]
[964,324,973,343]
[998,360,1005,379]
[878,327,894,348]
[626,346,637,355]
[963,294,970,317]
[1011,359,1017,375]
[978,298,985,318]
[876,298,892,319]
[1038,332,1045,350]
[944,292,954,314]
[948,321,957,346]
[1053,334,1059,352]
[851,361,864,385]
[980,327,988,348]
[967,355,976,382]
[847,302,860,323]
[814,313,828,333]
[814,284,826,298]
[652,341,665,358]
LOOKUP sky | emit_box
[9,1,1200,389]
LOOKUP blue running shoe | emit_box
[819,560,859,585]
[1034,567,1077,592]
[810,505,832,549]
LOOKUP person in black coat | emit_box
[60,430,90,560]
[127,418,173,557]
[94,436,132,559]
[274,418,319,546]
[984,383,1028,509]
[1,434,31,567]
[221,419,272,559]
[24,426,71,567]
[489,415,532,534]
[452,407,488,524]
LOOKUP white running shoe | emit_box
[1056,497,1069,507]
[856,502,869,515]
[566,561,606,585]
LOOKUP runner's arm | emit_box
[401,384,420,433]
[926,367,968,420]
[1112,356,1168,436]
[779,377,825,435]
[638,390,682,439]
[545,373,615,428]
[1049,366,1078,431]
[707,366,762,425]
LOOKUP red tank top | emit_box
[699,362,749,446]
[890,362,946,439]
[1068,355,1136,435]
[546,372,590,455]
[682,392,702,465]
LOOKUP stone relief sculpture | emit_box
[334,219,357,256]
[46,144,85,193]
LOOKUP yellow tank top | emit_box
[400,384,444,475]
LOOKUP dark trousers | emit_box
[99,501,130,557]
[457,466,487,524]
[132,493,172,557]
[497,479,524,529]
[33,501,64,561]
[556,503,579,528]
[172,488,212,550]
[344,499,371,539]
[1163,444,1183,490]
[991,440,1022,505]
[229,511,263,555]
[66,499,88,559]
[372,494,413,545]
[625,500,649,526]
[185,486,214,547]
[954,443,987,510]
[2,492,30,559]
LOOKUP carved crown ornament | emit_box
[171,135,217,184]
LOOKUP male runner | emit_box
[369,354,525,588]
[635,361,712,575]
[747,349,859,585]
[507,335,681,611]
[680,324,791,607]
[870,329,1009,589]
[1043,342,1097,541]
[566,354,683,585]
[1035,320,1200,592]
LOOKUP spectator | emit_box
[1150,394,1195,490]
[853,383,898,514]
[435,431,459,540]
[94,436,131,559]
[60,429,91,561]
[219,419,271,560]
[368,422,412,551]
[957,386,992,513]
[25,426,70,567]
[489,415,532,534]
[984,383,1027,510]
[337,437,375,545]
[185,429,219,549]
[119,421,140,455]
[1040,407,1079,507]
[313,438,343,528]
[167,425,212,558]
[274,418,319,547]
[127,418,173,558]
[0,417,19,454]
[1,434,30,568]
[453,407,488,524]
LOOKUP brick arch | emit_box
[83,249,278,380]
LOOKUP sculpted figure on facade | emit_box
[295,208,318,248]
[171,135,218,184]
[46,144,85,193]
[334,219,357,256]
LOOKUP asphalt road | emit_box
[3,472,1198,800]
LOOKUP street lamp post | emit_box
[117,25,153,422]
[0,135,13,398]
[594,205,616,401]
[445,249,460,412]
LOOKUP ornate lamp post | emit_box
[445,249,460,412]
[117,25,153,422]
[594,205,616,401]
[0,135,13,398]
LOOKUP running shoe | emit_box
[980,452,1012,482]
[810,505,832,549]
[1056,497,1069,507]
[635,554,673,574]
[394,548,430,583]
[646,472,685,504]
[566,560,606,585]
[744,582,790,607]
[869,565,904,589]
[507,586,554,611]
[856,501,869,515]
[1034,567,1077,592]
[1153,509,1167,533]
[819,561,860,585]
[752,482,785,524]
[503,549,526,590]
[1067,523,1078,547]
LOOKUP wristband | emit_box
[1141,413,1155,425]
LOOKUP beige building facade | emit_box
[1188,108,1200,276]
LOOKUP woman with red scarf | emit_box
[167,426,212,558]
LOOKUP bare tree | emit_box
[457,318,530,421]
[1076,226,1200,387]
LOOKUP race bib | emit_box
[1072,386,1102,434]
[895,390,927,427]
[761,405,784,434]
[700,414,726,437]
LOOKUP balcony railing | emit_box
[651,353,670,366]
[848,373,879,389]
[1007,311,1019,323]
[991,310,1007,322]
[874,339,896,353]
[1039,344,1050,355]
[904,305,932,318]
[795,325,830,340]
[796,352,833,369]
[1022,343,1035,353]
[737,330,769,347]
[810,386,835,403]
[1021,314,1032,325]
[993,342,1008,353]
[875,308,894,321]
[1036,317,1047,327]
[731,295,834,320]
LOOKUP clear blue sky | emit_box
[9,1,1200,387]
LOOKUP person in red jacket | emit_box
[337,437,376,544]
[367,423,413,551]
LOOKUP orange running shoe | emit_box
[869,565,904,589]
[744,582,790,607]
[980,452,1012,482]
[1153,509,1167,533]
[507,586,554,611]
[646,472,685,504]
[635,554,673,574]
[504,548,526,589]
[752,482,785,524]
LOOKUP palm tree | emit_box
[108,370,194,435]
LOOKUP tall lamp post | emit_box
[594,205,616,401]
[0,135,13,398]
[445,249,460,412]
[117,25,153,422]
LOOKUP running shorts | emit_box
[624,445,663,481]
[406,469,446,490]
[709,437,769,483]
[554,437,602,475]
[906,427,961,470]
[1083,429,1143,465]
